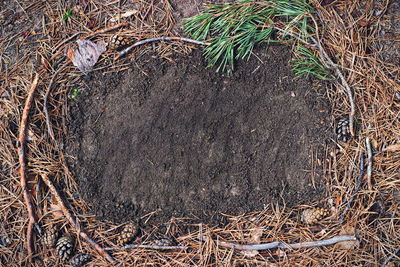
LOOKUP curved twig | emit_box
[18,73,40,260]
[116,37,210,59]
[309,14,355,136]
[40,174,115,264]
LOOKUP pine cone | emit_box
[109,34,130,51]
[117,222,139,245]
[301,207,330,224]
[336,118,351,142]
[150,237,174,247]
[41,225,58,248]
[56,236,74,261]
[69,253,92,267]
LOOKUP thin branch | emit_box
[312,35,356,137]
[339,152,364,222]
[217,235,357,251]
[309,14,355,136]
[105,244,188,251]
[116,37,210,59]
[366,137,373,190]
[52,32,84,52]
[40,174,115,264]
[52,23,128,52]
[86,22,129,38]
[43,64,67,142]
[18,73,40,260]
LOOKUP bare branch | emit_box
[117,37,210,59]
[18,73,40,260]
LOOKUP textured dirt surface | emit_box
[67,45,332,225]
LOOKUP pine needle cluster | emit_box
[184,0,330,78]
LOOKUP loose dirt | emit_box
[67,45,332,225]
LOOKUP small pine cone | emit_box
[69,253,92,267]
[301,207,330,224]
[117,222,139,245]
[56,236,74,261]
[150,237,174,247]
[41,225,59,248]
[336,118,351,142]
[109,34,130,50]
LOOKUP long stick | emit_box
[311,35,356,137]
[105,244,188,251]
[40,174,115,264]
[18,73,40,260]
[116,36,210,59]
[217,235,357,251]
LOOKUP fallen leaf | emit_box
[66,39,107,73]
[110,10,138,23]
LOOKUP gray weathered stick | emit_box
[218,235,357,251]
[105,244,189,251]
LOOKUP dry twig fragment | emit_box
[217,235,357,251]
[41,174,115,263]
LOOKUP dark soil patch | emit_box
[67,45,332,225]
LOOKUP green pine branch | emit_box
[184,0,330,79]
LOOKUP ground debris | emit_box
[66,39,107,73]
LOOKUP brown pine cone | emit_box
[336,117,351,142]
[56,236,74,261]
[150,237,174,247]
[109,34,130,51]
[69,253,92,267]
[117,222,139,245]
[301,207,330,224]
[41,225,58,248]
